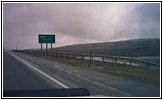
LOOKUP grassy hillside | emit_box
[54,39,160,57]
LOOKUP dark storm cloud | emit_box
[3,3,160,49]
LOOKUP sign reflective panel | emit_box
[38,34,55,43]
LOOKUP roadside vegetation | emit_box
[32,55,160,86]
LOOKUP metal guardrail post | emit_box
[67,54,68,59]
[147,63,150,70]
[102,57,104,62]
[82,55,84,59]
[129,59,132,66]
[92,56,93,61]
[115,58,117,63]
[74,55,76,59]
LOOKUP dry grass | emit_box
[32,54,160,86]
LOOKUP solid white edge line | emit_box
[8,51,69,89]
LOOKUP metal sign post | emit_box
[51,43,52,56]
[41,43,42,55]
[46,43,48,55]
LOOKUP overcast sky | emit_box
[3,3,160,50]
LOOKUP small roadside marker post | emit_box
[88,50,92,68]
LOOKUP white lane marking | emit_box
[8,52,69,89]
[75,74,132,97]
[67,71,72,74]
[55,65,59,68]
[61,68,132,97]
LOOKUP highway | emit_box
[3,51,160,97]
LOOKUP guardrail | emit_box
[12,50,160,69]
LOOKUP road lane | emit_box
[3,51,61,91]
[8,51,69,88]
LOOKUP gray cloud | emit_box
[3,3,160,49]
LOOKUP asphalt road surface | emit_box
[3,51,160,97]
[3,52,63,91]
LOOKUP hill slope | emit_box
[54,39,160,57]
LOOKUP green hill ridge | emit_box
[54,39,160,57]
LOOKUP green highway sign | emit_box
[38,34,55,43]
